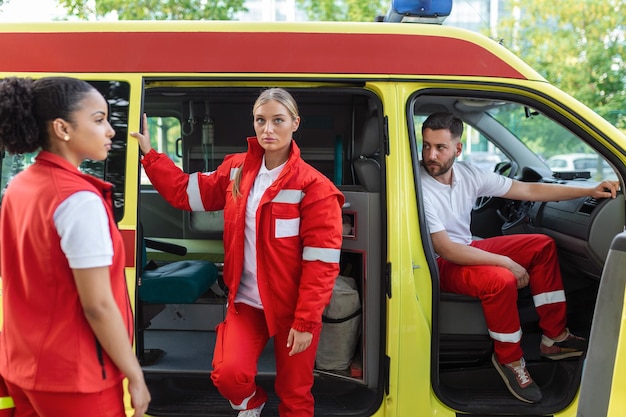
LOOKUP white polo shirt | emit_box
[420,161,512,245]
[235,156,286,309]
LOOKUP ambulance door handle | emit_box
[176,137,183,158]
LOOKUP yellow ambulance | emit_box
[1,0,625,415]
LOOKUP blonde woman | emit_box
[133,88,344,417]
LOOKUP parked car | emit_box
[463,152,504,172]
[547,153,614,179]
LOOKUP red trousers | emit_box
[437,234,567,364]
[4,380,124,417]
[211,303,321,417]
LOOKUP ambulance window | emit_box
[0,80,130,223]
[0,153,37,201]
[412,98,616,181]
[485,103,617,180]
[89,80,130,222]
[414,113,509,174]
[140,116,183,185]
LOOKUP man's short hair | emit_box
[422,112,464,139]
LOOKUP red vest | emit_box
[0,151,132,392]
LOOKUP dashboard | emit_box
[497,166,624,280]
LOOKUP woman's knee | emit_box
[212,359,252,387]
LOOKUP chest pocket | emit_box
[271,203,301,238]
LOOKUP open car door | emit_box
[577,231,626,417]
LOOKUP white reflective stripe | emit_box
[303,247,341,263]
[187,172,205,211]
[229,390,255,411]
[533,290,566,307]
[488,328,523,343]
[230,167,240,181]
[272,189,304,204]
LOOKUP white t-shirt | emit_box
[53,191,113,269]
[420,161,512,245]
[235,157,286,309]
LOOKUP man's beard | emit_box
[423,156,455,178]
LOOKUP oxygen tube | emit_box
[202,100,215,172]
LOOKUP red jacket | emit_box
[0,151,131,392]
[142,138,344,335]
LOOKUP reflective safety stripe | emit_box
[303,247,341,263]
[272,189,304,204]
[488,328,522,343]
[187,172,205,211]
[0,396,14,409]
[230,167,240,181]
[230,390,255,410]
[533,290,566,307]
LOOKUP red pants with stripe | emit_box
[437,234,567,364]
[4,380,124,417]
[211,303,321,417]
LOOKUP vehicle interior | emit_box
[411,92,625,415]
[137,84,387,417]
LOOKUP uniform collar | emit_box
[421,160,462,188]
[36,150,83,172]
[258,155,286,180]
[35,150,113,191]
[245,137,301,162]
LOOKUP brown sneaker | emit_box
[540,329,586,360]
[491,354,542,403]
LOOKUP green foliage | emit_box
[296,0,387,22]
[494,0,626,132]
[57,0,247,20]
[148,116,182,164]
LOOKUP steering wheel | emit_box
[472,160,519,212]
[500,200,534,231]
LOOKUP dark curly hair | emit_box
[0,76,96,154]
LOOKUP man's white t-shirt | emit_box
[420,161,512,245]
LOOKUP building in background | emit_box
[236,0,306,21]
[0,0,503,26]
[445,0,502,35]
[236,0,503,32]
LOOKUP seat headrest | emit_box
[355,116,380,157]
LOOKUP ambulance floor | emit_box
[142,329,374,416]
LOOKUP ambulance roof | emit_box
[0,21,542,81]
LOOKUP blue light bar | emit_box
[383,0,453,24]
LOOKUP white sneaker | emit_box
[237,403,265,417]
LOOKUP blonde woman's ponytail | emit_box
[231,165,243,200]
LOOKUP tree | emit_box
[57,0,247,20]
[296,0,387,22]
[494,0,626,131]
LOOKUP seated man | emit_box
[419,112,620,403]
